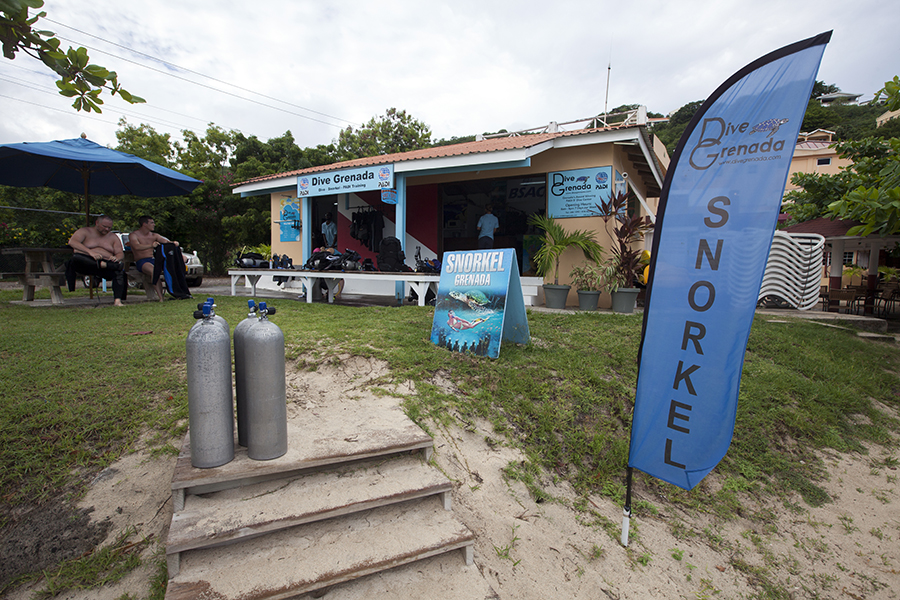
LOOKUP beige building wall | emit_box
[270,191,302,261]
[261,137,663,308]
[784,131,851,193]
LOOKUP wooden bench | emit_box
[16,272,67,304]
[228,269,441,306]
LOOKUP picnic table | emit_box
[1,247,138,305]
[1,247,72,304]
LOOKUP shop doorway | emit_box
[440,176,546,275]
[311,195,338,249]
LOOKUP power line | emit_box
[46,18,358,130]
[0,72,206,134]
[0,60,227,129]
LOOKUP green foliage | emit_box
[115,119,176,166]
[784,136,900,231]
[811,80,841,100]
[526,214,604,285]
[873,75,900,111]
[649,100,704,155]
[569,261,604,291]
[825,136,900,236]
[0,0,143,112]
[594,190,652,292]
[335,107,432,161]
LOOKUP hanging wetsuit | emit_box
[153,243,192,299]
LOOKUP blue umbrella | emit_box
[0,137,202,225]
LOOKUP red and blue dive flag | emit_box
[628,32,831,490]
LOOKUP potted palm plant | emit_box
[595,190,653,313]
[569,261,604,310]
[528,214,604,309]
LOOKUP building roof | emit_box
[816,92,862,104]
[794,140,836,151]
[782,217,861,237]
[234,124,666,197]
[782,217,900,252]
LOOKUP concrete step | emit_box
[170,405,434,509]
[164,497,475,600]
[165,454,452,576]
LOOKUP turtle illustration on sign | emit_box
[749,118,789,138]
[449,289,490,310]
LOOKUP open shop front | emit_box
[234,124,667,307]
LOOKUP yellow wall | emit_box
[270,191,303,262]
[784,147,851,192]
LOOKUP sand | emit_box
[6,355,899,599]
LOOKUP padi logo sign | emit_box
[689,117,788,170]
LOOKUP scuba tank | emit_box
[190,298,228,336]
[186,303,234,468]
[233,299,257,447]
[243,302,288,460]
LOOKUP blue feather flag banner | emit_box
[627,32,831,490]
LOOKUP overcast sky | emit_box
[0,0,895,152]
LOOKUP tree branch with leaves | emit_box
[0,0,144,112]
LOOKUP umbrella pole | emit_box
[83,170,91,226]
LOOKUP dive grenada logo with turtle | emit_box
[688,116,789,170]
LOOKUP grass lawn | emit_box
[1,286,898,596]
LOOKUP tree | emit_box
[874,75,900,111]
[783,137,896,227]
[810,80,840,100]
[823,77,900,236]
[115,119,176,167]
[785,74,900,237]
[231,131,333,182]
[1,0,143,112]
[334,108,432,161]
[650,100,704,155]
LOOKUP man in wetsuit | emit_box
[129,216,179,302]
[66,215,126,306]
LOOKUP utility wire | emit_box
[47,18,358,130]
[0,72,205,134]
[1,60,223,129]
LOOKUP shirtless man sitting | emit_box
[129,216,178,302]
[66,215,126,306]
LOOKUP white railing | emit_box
[477,107,648,140]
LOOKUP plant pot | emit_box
[610,287,640,314]
[542,284,571,309]
[576,290,601,311]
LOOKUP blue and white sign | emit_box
[381,188,398,204]
[430,249,529,359]
[297,164,394,197]
[547,167,612,218]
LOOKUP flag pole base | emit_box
[621,507,631,547]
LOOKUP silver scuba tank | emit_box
[244,302,288,460]
[186,303,235,468]
[204,297,229,333]
[233,299,257,447]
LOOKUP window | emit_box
[817,157,831,166]
[842,252,854,265]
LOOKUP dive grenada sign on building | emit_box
[430,249,529,359]
[297,164,394,197]
[548,166,612,218]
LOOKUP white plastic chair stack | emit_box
[758,231,825,310]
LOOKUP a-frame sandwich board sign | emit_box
[430,248,529,359]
